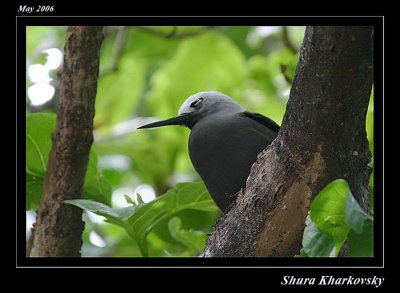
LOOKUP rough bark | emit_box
[29,27,104,257]
[201,26,373,257]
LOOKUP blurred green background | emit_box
[26,26,374,257]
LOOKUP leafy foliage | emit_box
[66,182,217,256]
[26,113,55,177]
[26,113,112,209]
[26,174,43,210]
[310,179,351,253]
[301,179,373,257]
[168,217,207,254]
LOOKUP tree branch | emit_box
[29,26,104,257]
[280,64,293,85]
[201,26,373,257]
[282,26,298,53]
[135,26,218,39]
[99,26,128,76]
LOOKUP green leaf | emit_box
[126,182,217,255]
[151,208,220,245]
[369,170,374,215]
[26,113,112,208]
[345,191,373,234]
[348,221,374,257]
[124,194,136,205]
[136,193,144,204]
[66,181,218,256]
[302,214,336,257]
[26,113,56,176]
[310,179,351,253]
[83,150,112,205]
[295,248,309,258]
[64,199,138,228]
[344,190,374,257]
[301,179,374,258]
[26,113,55,210]
[366,88,374,152]
[168,217,207,254]
[26,174,43,210]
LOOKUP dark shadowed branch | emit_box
[99,26,128,77]
[280,64,293,85]
[135,26,218,39]
[282,26,298,53]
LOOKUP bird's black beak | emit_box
[137,114,192,129]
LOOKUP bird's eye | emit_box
[190,97,203,108]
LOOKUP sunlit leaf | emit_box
[126,182,217,255]
[303,179,374,257]
[124,194,136,205]
[366,88,374,153]
[66,181,217,256]
[310,179,351,254]
[65,199,138,228]
[136,193,144,204]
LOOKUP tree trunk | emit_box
[29,26,104,257]
[201,26,373,257]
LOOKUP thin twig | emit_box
[165,26,178,38]
[135,26,218,39]
[282,26,297,53]
[99,26,128,77]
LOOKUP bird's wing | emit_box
[243,111,280,133]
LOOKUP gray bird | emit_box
[138,91,279,212]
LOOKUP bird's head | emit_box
[138,91,243,130]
